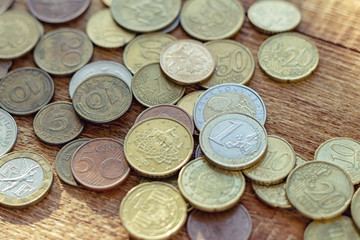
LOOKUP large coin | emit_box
[351,188,360,231]
[176,90,204,118]
[0,60,12,79]
[0,0,13,14]
[0,109,17,157]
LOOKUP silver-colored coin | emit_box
[194,83,266,131]
[160,15,180,33]
[0,60,12,79]
[0,109,17,157]
[69,60,132,98]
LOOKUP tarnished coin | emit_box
[34,28,93,76]
[161,15,180,33]
[71,138,130,191]
[194,145,204,159]
[194,84,266,131]
[120,182,187,240]
[73,74,132,123]
[187,204,252,240]
[0,60,12,79]
[252,182,292,209]
[124,117,193,178]
[0,0,13,14]
[296,153,309,166]
[33,101,84,145]
[286,161,353,220]
[123,33,176,74]
[176,90,204,118]
[351,188,360,230]
[258,33,319,82]
[0,67,54,115]
[0,109,17,157]
[132,63,185,107]
[0,151,53,208]
[111,0,181,33]
[180,0,245,41]
[160,39,215,85]
[178,157,245,212]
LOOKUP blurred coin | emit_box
[102,0,111,7]
[176,90,204,118]
[0,109,17,157]
[351,188,360,230]
[160,15,180,33]
[252,182,292,209]
[0,60,12,79]
[194,145,204,159]
[295,153,309,166]
[0,0,13,14]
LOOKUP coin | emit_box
[194,83,266,131]
[132,63,185,107]
[33,101,84,145]
[34,28,93,76]
[102,0,112,7]
[119,182,187,240]
[194,145,204,159]
[160,39,215,85]
[0,151,53,208]
[27,0,91,23]
[72,73,132,123]
[160,15,180,33]
[0,60,12,79]
[178,157,245,212]
[286,161,353,220]
[111,0,181,33]
[314,137,360,185]
[0,67,54,115]
[124,117,193,178]
[187,204,252,240]
[351,188,360,230]
[176,90,204,118]
[252,182,292,209]
[258,33,319,82]
[296,153,309,166]
[71,138,130,191]
[180,0,245,41]
[201,40,255,88]
[0,0,13,14]
[244,135,296,185]
[55,138,90,187]
[0,109,17,157]
[86,9,135,48]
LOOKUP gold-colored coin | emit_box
[252,181,292,209]
[314,137,360,185]
[176,90,205,117]
[0,151,53,208]
[131,63,185,107]
[286,161,353,220]
[102,0,111,7]
[296,153,309,166]
[86,9,135,48]
[201,40,255,88]
[178,157,245,212]
[258,33,319,82]
[124,33,176,74]
[351,188,360,230]
[244,135,296,185]
[119,182,187,240]
[180,0,245,41]
[124,117,193,178]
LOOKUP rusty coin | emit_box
[194,145,204,159]
[0,60,12,79]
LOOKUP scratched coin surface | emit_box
[252,182,292,209]
[351,188,360,230]
[314,137,360,185]
[0,67,54,115]
[0,0,13,14]
[0,60,12,79]
[0,151,53,208]
[178,157,245,212]
[286,161,353,220]
[124,117,193,178]
[187,204,252,240]
[258,33,319,82]
[194,83,266,131]
[34,28,93,76]
[176,90,204,118]
[33,101,84,145]
[0,109,17,157]
[119,182,187,240]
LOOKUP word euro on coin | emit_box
[351,187,360,230]
[0,109,17,157]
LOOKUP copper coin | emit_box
[71,138,130,191]
[0,0,13,15]
[194,145,204,159]
[0,60,12,79]
[134,104,194,134]
[27,0,91,24]
[187,204,252,240]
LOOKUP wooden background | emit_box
[2,0,360,239]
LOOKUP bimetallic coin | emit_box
[194,144,204,159]
[160,15,180,33]
[0,67,54,115]
[0,151,53,208]
[296,153,309,166]
[0,109,17,157]
[176,90,204,118]
[351,188,360,230]
[258,33,319,82]
[0,0,13,14]
[0,60,12,79]
[252,182,292,209]
[120,182,187,240]
[286,161,353,220]
[33,101,84,145]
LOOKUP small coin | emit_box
[0,0,13,14]
[124,117,193,178]
[123,33,176,74]
[119,182,187,240]
[295,153,309,166]
[0,60,12,79]
[180,0,245,41]
[176,90,204,118]
[187,204,252,240]
[194,144,204,159]
[0,67,54,115]
[286,161,353,220]
[73,73,132,123]
[34,28,93,76]
[258,33,319,82]
[160,39,215,85]
[160,15,180,33]
[351,188,360,230]
[0,151,53,208]
[0,109,17,157]
[252,182,292,209]
[33,101,84,145]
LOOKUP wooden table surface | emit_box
[2,0,360,239]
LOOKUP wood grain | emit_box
[1,0,359,239]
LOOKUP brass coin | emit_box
[73,73,132,123]
[258,33,319,82]
[0,151,53,208]
[351,188,360,231]
[286,161,354,220]
[102,0,112,7]
[296,153,309,166]
[0,67,54,115]
[33,101,84,145]
[176,90,204,118]
[194,144,204,159]
[252,182,292,209]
